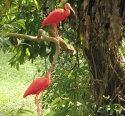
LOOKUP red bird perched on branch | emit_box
[23,72,52,115]
[42,3,75,39]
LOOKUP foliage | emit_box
[0,0,93,115]
[97,104,125,116]
[43,52,93,116]
[0,0,56,68]
[1,0,125,116]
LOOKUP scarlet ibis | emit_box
[23,71,52,115]
[42,3,75,38]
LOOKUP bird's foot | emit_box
[56,35,61,40]
[37,107,42,115]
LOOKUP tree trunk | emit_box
[77,0,125,115]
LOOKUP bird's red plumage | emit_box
[41,3,73,28]
[42,9,70,28]
[23,72,51,98]
[23,72,51,115]
[41,3,75,39]
[23,76,50,98]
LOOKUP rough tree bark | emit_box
[74,0,125,115]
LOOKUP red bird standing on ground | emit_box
[23,72,52,115]
[42,3,75,38]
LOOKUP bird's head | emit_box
[65,3,75,15]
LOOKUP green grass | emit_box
[0,51,38,116]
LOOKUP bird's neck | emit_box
[47,77,51,85]
[64,9,70,17]
[46,74,51,84]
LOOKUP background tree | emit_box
[75,0,125,115]
[1,0,125,115]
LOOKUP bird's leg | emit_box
[35,95,42,115]
[54,24,59,39]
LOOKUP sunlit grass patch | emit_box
[0,51,38,115]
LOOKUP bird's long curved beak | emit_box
[69,5,75,15]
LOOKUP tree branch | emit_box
[5,29,76,72]
[6,29,76,53]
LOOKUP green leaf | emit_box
[51,97,61,105]
[16,62,19,70]
[48,0,55,12]
[33,0,39,10]
[15,19,25,29]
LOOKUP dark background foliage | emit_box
[1,0,125,115]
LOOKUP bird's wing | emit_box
[42,9,66,26]
[23,77,48,97]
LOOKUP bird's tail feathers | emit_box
[23,91,29,98]
[41,22,45,28]
[23,93,27,98]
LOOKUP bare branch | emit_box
[5,29,76,71]
[6,33,38,41]
[6,29,76,54]
[49,40,60,72]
